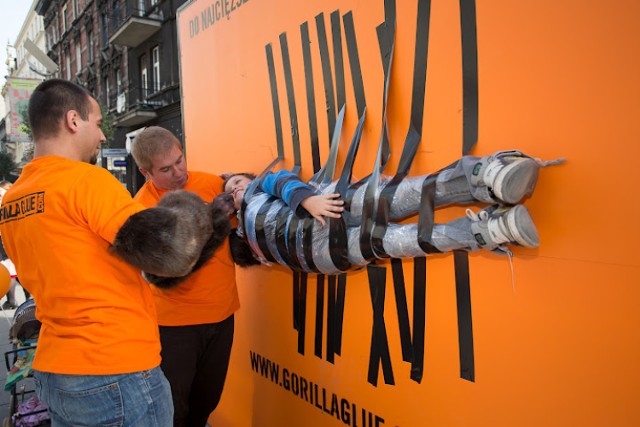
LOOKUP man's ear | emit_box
[138,167,151,180]
[65,110,79,133]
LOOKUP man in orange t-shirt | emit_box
[0,79,173,426]
[131,126,239,427]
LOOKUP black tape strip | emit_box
[454,250,475,381]
[459,0,479,155]
[330,10,346,113]
[411,256,426,383]
[314,13,337,146]
[278,33,302,170]
[391,258,413,362]
[275,206,297,269]
[293,270,300,331]
[343,11,366,117]
[300,22,321,173]
[372,0,432,257]
[254,198,278,263]
[297,271,308,355]
[286,215,303,270]
[358,0,396,261]
[309,105,345,186]
[327,275,336,363]
[334,273,347,355]
[417,175,442,253]
[458,0,477,382]
[314,274,324,358]
[239,158,283,246]
[301,217,318,273]
[265,44,284,159]
[358,140,384,261]
[335,111,366,196]
[367,265,395,386]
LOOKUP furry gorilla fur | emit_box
[112,190,233,288]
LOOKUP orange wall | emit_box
[177,1,640,425]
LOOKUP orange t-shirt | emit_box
[0,156,161,375]
[135,171,239,326]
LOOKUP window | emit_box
[105,76,111,108]
[52,18,58,44]
[73,0,79,19]
[101,13,108,48]
[88,31,94,63]
[62,5,68,33]
[75,43,82,74]
[116,69,122,94]
[152,46,160,92]
[66,55,71,80]
[140,54,148,99]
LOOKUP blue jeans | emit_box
[33,367,173,427]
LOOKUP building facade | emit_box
[34,0,187,193]
[0,0,46,179]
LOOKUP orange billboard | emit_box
[177,0,640,425]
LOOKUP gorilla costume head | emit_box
[111,190,235,289]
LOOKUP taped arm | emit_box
[261,170,315,215]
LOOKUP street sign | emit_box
[113,160,128,167]
[102,148,128,157]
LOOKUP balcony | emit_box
[112,83,181,128]
[109,1,162,48]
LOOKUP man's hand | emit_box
[300,193,344,227]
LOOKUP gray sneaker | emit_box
[468,204,539,250]
[471,150,540,205]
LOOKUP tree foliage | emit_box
[0,150,17,180]
[100,103,116,147]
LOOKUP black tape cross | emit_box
[391,258,413,362]
[367,264,395,386]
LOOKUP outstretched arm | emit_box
[300,193,344,227]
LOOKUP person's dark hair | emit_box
[223,172,256,191]
[28,79,93,141]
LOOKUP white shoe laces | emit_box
[465,208,488,222]
[466,208,517,293]
[466,208,512,244]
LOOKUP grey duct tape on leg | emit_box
[244,193,279,265]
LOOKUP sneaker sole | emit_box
[506,205,539,247]
[493,159,539,204]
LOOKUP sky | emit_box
[0,0,35,82]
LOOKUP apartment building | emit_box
[34,0,187,193]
